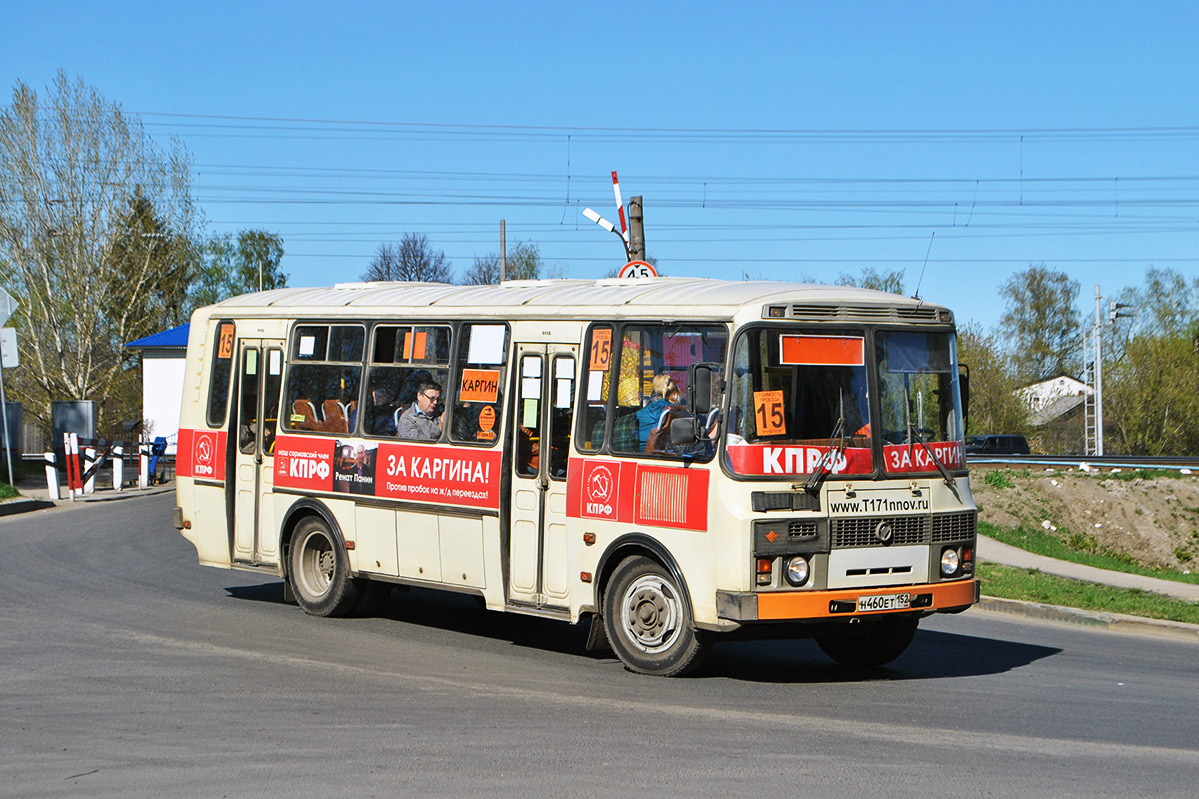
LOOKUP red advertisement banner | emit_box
[176,428,227,481]
[375,442,501,509]
[725,443,873,476]
[272,434,502,509]
[882,441,964,472]
[566,457,709,532]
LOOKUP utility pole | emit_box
[1093,286,1104,456]
[628,196,645,262]
[500,219,506,282]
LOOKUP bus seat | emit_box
[320,400,349,434]
[611,411,639,453]
[292,399,320,431]
[646,406,689,454]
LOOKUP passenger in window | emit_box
[636,374,680,449]
[397,380,443,440]
[368,387,397,435]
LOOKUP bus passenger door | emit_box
[231,340,284,564]
[508,343,578,609]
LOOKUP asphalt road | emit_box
[3,492,1198,798]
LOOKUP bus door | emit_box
[231,339,284,564]
[508,343,578,609]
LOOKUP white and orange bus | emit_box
[174,278,979,676]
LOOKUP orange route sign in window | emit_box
[753,390,786,436]
[589,328,612,371]
[779,335,864,367]
[217,323,235,360]
[459,369,500,403]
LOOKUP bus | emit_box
[174,277,978,676]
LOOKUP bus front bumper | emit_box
[716,578,980,622]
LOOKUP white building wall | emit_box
[143,353,185,454]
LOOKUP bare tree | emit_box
[362,233,451,282]
[462,241,564,284]
[0,71,197,431]
[462,253,500,285]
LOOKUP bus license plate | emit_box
[857,593,910,612]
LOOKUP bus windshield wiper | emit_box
[803,394,846,496]
[903,384,960,501]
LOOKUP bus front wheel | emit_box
[288,517,362,617]
[603,556,708,677]
[815,616,918,667]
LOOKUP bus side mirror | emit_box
[959,363,970,433]
[688,363,717,416]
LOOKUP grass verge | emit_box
[0,482,17,501]
[979,562,1199,625]
[980,520,1199,586]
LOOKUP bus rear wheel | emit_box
[288,517,362,617]
[815,616,918,667]
[603,556,708,677]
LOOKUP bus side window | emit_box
[365,325,452,438]
[206,320,236,428]
[578,325,613,452]
[281,324,365,435]
[450,323,508,446]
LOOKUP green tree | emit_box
[187,230,286,312]
[998,265,1081,382]
[362,232,451,283]
[837,267,906,294]
[0,72,196,433]
[955,323,1029,436]
[1106,332,1199,456]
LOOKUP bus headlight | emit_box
[785,556,810,587]
[940,547,960,577]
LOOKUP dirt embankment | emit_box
[970,465,1199,571]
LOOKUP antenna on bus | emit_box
[913,231,935,301]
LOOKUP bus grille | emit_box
[832,516,929,548]
[638,471,689,526]
[932,511,978,542]
[777,304,943,323]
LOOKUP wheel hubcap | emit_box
[620,575,681,654]
[298,532,334,599]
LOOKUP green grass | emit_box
[979,562,1199,625]
[1098,468,1182,482]
[0,482,17,501]
[981,520,1199,586]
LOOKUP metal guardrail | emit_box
[967,454,1199,470]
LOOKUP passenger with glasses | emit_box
[396,380,444,440]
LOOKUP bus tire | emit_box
[815,616,918,668]
[603,556,708,677]
[288,517,362,617]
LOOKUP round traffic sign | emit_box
[617,260,658,279]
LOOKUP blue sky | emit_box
[4,1,1198,332]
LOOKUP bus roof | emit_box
[205,277,952,324]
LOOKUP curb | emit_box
[0,497,56,516]
[976,595,1199,643]
[0,485,177,517]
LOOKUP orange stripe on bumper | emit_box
[756,578,978,621]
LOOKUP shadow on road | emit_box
[225,581,1060,682]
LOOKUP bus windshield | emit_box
[876,330,965,474]
[725,327,873,477]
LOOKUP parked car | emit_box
[965,434,1031,455]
